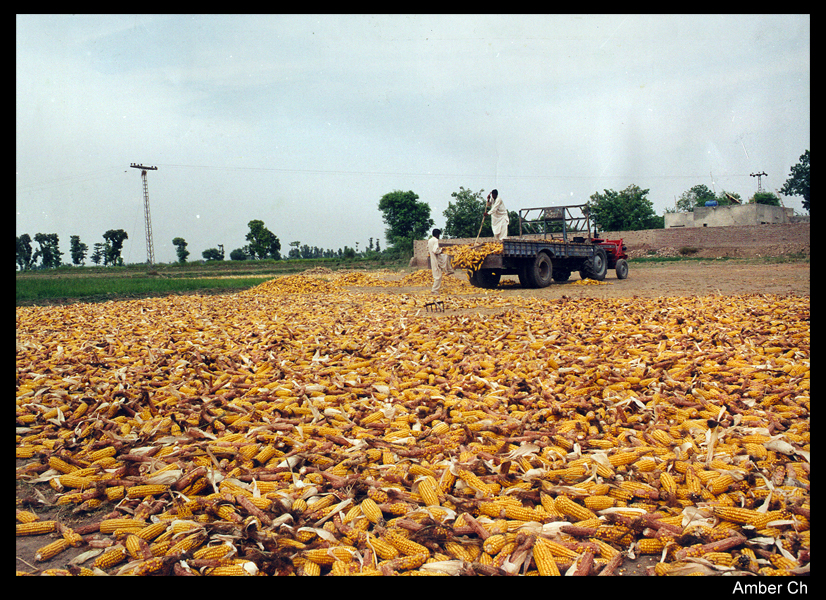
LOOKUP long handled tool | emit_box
[473,208,487,247]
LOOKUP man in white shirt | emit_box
[486,189,509,241]
[427,229,453,293]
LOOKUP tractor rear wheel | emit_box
[579,247,608,281]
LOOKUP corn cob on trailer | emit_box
[468,203,629,289]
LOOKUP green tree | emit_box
[70,235,88,266]
[230,248,248,261]
[443,187,488,239]
[172,237,190,263]
[90,242,105,265]
[588,184,663,231]
[16,234,34,271]
[751,192,781,207]
[378,190,433,255]
[288,241,301,259]
[202,246,225,261]
[676,184,717,212]
[102,229,128,266]
[245,220,281,260]
[779,150,810,211]
[32,233,62,269]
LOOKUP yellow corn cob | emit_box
[149,538,174,557]
[379,552,429,572]
[291,498,308,513]
[608,451,639,467]
[709,474,737,495]
[384,529,430,557]
[482,533,514,555]
[135,521,169,541]
[457,469,493,496]
[660,471,677,496]
[303,546,355,566]
[16,510,39,524]
[684,467,703,496]
[193,544,234,560]
[34,538,70,561]
[637,538,666,554]
[61,527,84,547]
[99,518,145,534]
[360,497,384,523]
[504,504,544,522]
[429,421,450,436]
[584,495,615,511]
[105,486,125,501]
[367,487,389,504]
[204,562,259,576]
[417,476,440,506]
[711,506,769,527]
[769,554,797,571]
[127,484,169,498]
[165,532,205,556]
[120,532,144,558]
[554,495,597,522]
[532,538,561,576]
[16,521,57,536]
[93,545,128,570]
[87,446,117,462]
[48,456,77,474]
[590,537,621,559]
[367,533,400,560]
[127,557,165,576]
[57,474,96,489]
[444,541,475,562]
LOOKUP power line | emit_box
[154,162,755,181]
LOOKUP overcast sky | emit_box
[17,14,810,265]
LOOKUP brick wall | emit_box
[600,222,810,257]
[412,223,809,266]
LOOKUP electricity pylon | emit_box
[130,163,158,265]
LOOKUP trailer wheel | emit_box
[469,269,501,289]
[615,258,629,279]
[530,252,554,288]
[517,264,534,288]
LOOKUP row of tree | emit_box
[16,150,810,269]
[16,229,129,271]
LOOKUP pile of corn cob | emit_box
[16,291,809,575]
[240,273,342,295]
[441,243,503,272]
[570,278,610,286]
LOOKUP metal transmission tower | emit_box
[130,163,158,265]
[750,171,768,194]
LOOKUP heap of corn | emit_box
[241,273,341,295]
[16,292,809,576]
[570,278,610,286]
[442,242,503,272]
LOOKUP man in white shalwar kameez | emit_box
[427,229,453,293]
[486,189,509,241]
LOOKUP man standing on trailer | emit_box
[486,189,509,241]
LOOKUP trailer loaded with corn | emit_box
[449,204,629,289]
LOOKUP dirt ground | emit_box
[364,258,810,300]
[16,258,809,576]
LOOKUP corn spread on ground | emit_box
[16,284,809,576]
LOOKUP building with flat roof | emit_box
[665,203,796,228]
